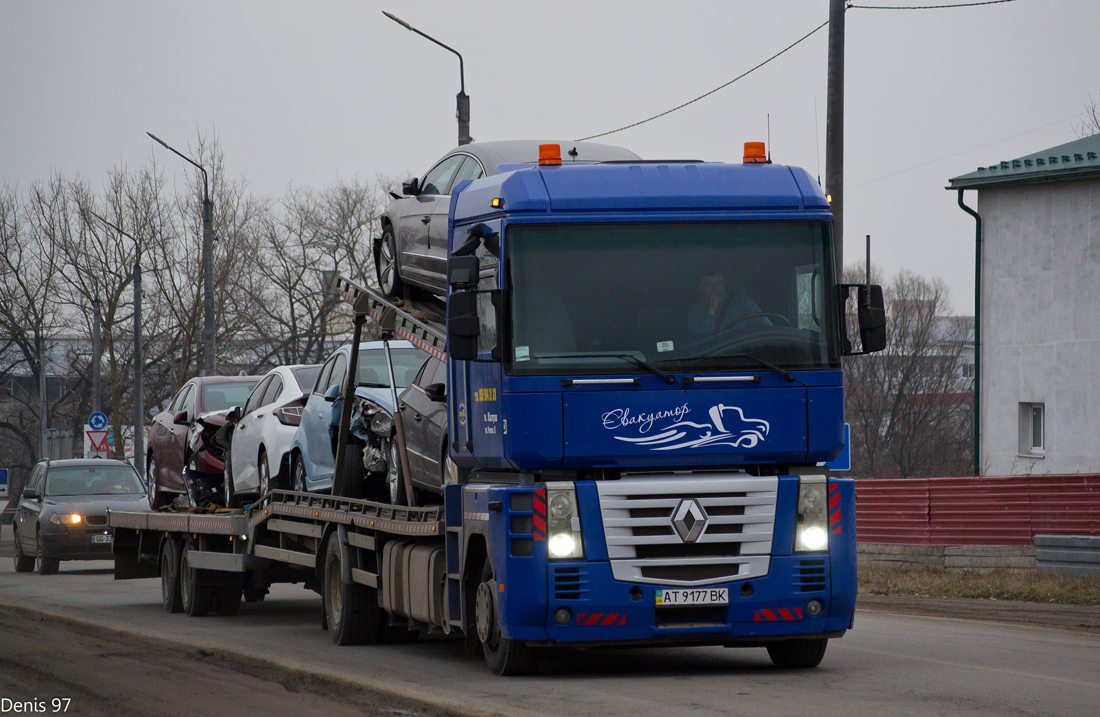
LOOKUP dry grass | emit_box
[858,566,1100,606]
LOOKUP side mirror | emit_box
[225,406,242,423]
[324,384,341,402]
[402,178,419,196]
[858,285,887,353]
[425,383,446,403]
[448,292,480,361]
[23,488,38,500]
[173,410,190,425]
[448,256,480,289]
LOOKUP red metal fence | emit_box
[855,475,1100,545]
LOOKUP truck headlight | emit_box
[795,476,829,552]
[545,482,584,559]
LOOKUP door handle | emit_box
[421,216,430,224]
[414,414,423,422]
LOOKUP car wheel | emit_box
[161,538,184,613]
[376,227,404,298]
[148,455,167,510]
[36,529,59,575]
[386,439,407,506]
[223,461,238,509]
[258,449,272,497]
[476,558,538,676]
[13,529,35,573]
[292,454,307,493]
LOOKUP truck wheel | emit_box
[160,539,184,613]
[36,530,59,575]
[376,227,404,298]
[476,559,537,676]
[767,638,828,669]
[180,542,212,617]
[214,586,243,616]
[13,529,35,573]
[323,535,381,645]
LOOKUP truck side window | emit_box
[795,263,824,331]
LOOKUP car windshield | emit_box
[358,348,427,389]
[202,382,259,412]
[507,221,840,375]
[45,465,146,496]
[293,366,321,391]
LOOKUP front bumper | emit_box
[38,524,115,561]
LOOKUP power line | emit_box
[848,1,1018,9]
[575,20,828,142]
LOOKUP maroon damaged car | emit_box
[147,375,260,508]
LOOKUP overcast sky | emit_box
[3,0,1097,311]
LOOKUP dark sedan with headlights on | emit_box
[12,459,150,575]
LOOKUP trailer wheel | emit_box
[214,586,243,616]
[160,538,184,613]
[323,535,381,645]
[767,638,828,669]
[180,542,212,617]
[476,559,538,676]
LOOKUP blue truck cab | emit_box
[440,144,883,674]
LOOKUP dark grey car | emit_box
[385,356,449,504]
[374,140,640,297]
[12,459,150,575]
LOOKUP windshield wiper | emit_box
[677,352,795,383]
[531,352,676,385]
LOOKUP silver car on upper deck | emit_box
[374,140,640,297]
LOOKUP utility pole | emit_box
[383,12,471,146]
[147,132,216,375]
[90,211,145,477]
[92,297,101,414]
[38,334,47,460]
[826,0,846,274]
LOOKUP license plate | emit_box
[655,587,729,607]
[92,534,113,544]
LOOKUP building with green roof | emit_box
[948,133,1100,476]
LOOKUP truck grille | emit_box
[796,559,826,592]
[553,566,591,601]
[596,474,777,586]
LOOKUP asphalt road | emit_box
[2,529,1099,717]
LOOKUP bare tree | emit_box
[844,265,973,479]
[1075,89,1100,138]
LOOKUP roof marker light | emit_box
[538,144,562,167]
[491,197,503,209]
[743,142,767,164]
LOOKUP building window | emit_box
[961,363,974,379]
[1019,402,1044,456]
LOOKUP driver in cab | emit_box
[687,270,771,335]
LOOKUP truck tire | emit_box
[13,529,35,573]
[323,535,381,645]
[376,227,404,298]
[214,586,243,616]
[180,542,212,617]
[476,559,538,676]
[160,538,184,613]
[767,638,828,669]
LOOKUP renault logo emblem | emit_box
[672,499,708,543]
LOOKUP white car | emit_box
[226,364,321,505]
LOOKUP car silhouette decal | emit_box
[605,404,769,450]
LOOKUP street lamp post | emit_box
[89,211,144,478]
[383,12,471,146]
[146,132,216,375]
[72,264,102,415]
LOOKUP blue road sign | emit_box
[0,468,8,497]
[826,423,851,472]
[89,412,108,430]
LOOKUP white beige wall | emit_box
[977,178,1100,475]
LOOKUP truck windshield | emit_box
[507,221,839,375]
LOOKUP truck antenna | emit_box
[767,113,772,164]
[866,234,871,286]
[814,96,821,185]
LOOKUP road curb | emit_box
[0,598,519,717]
[857,593,1100,635]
